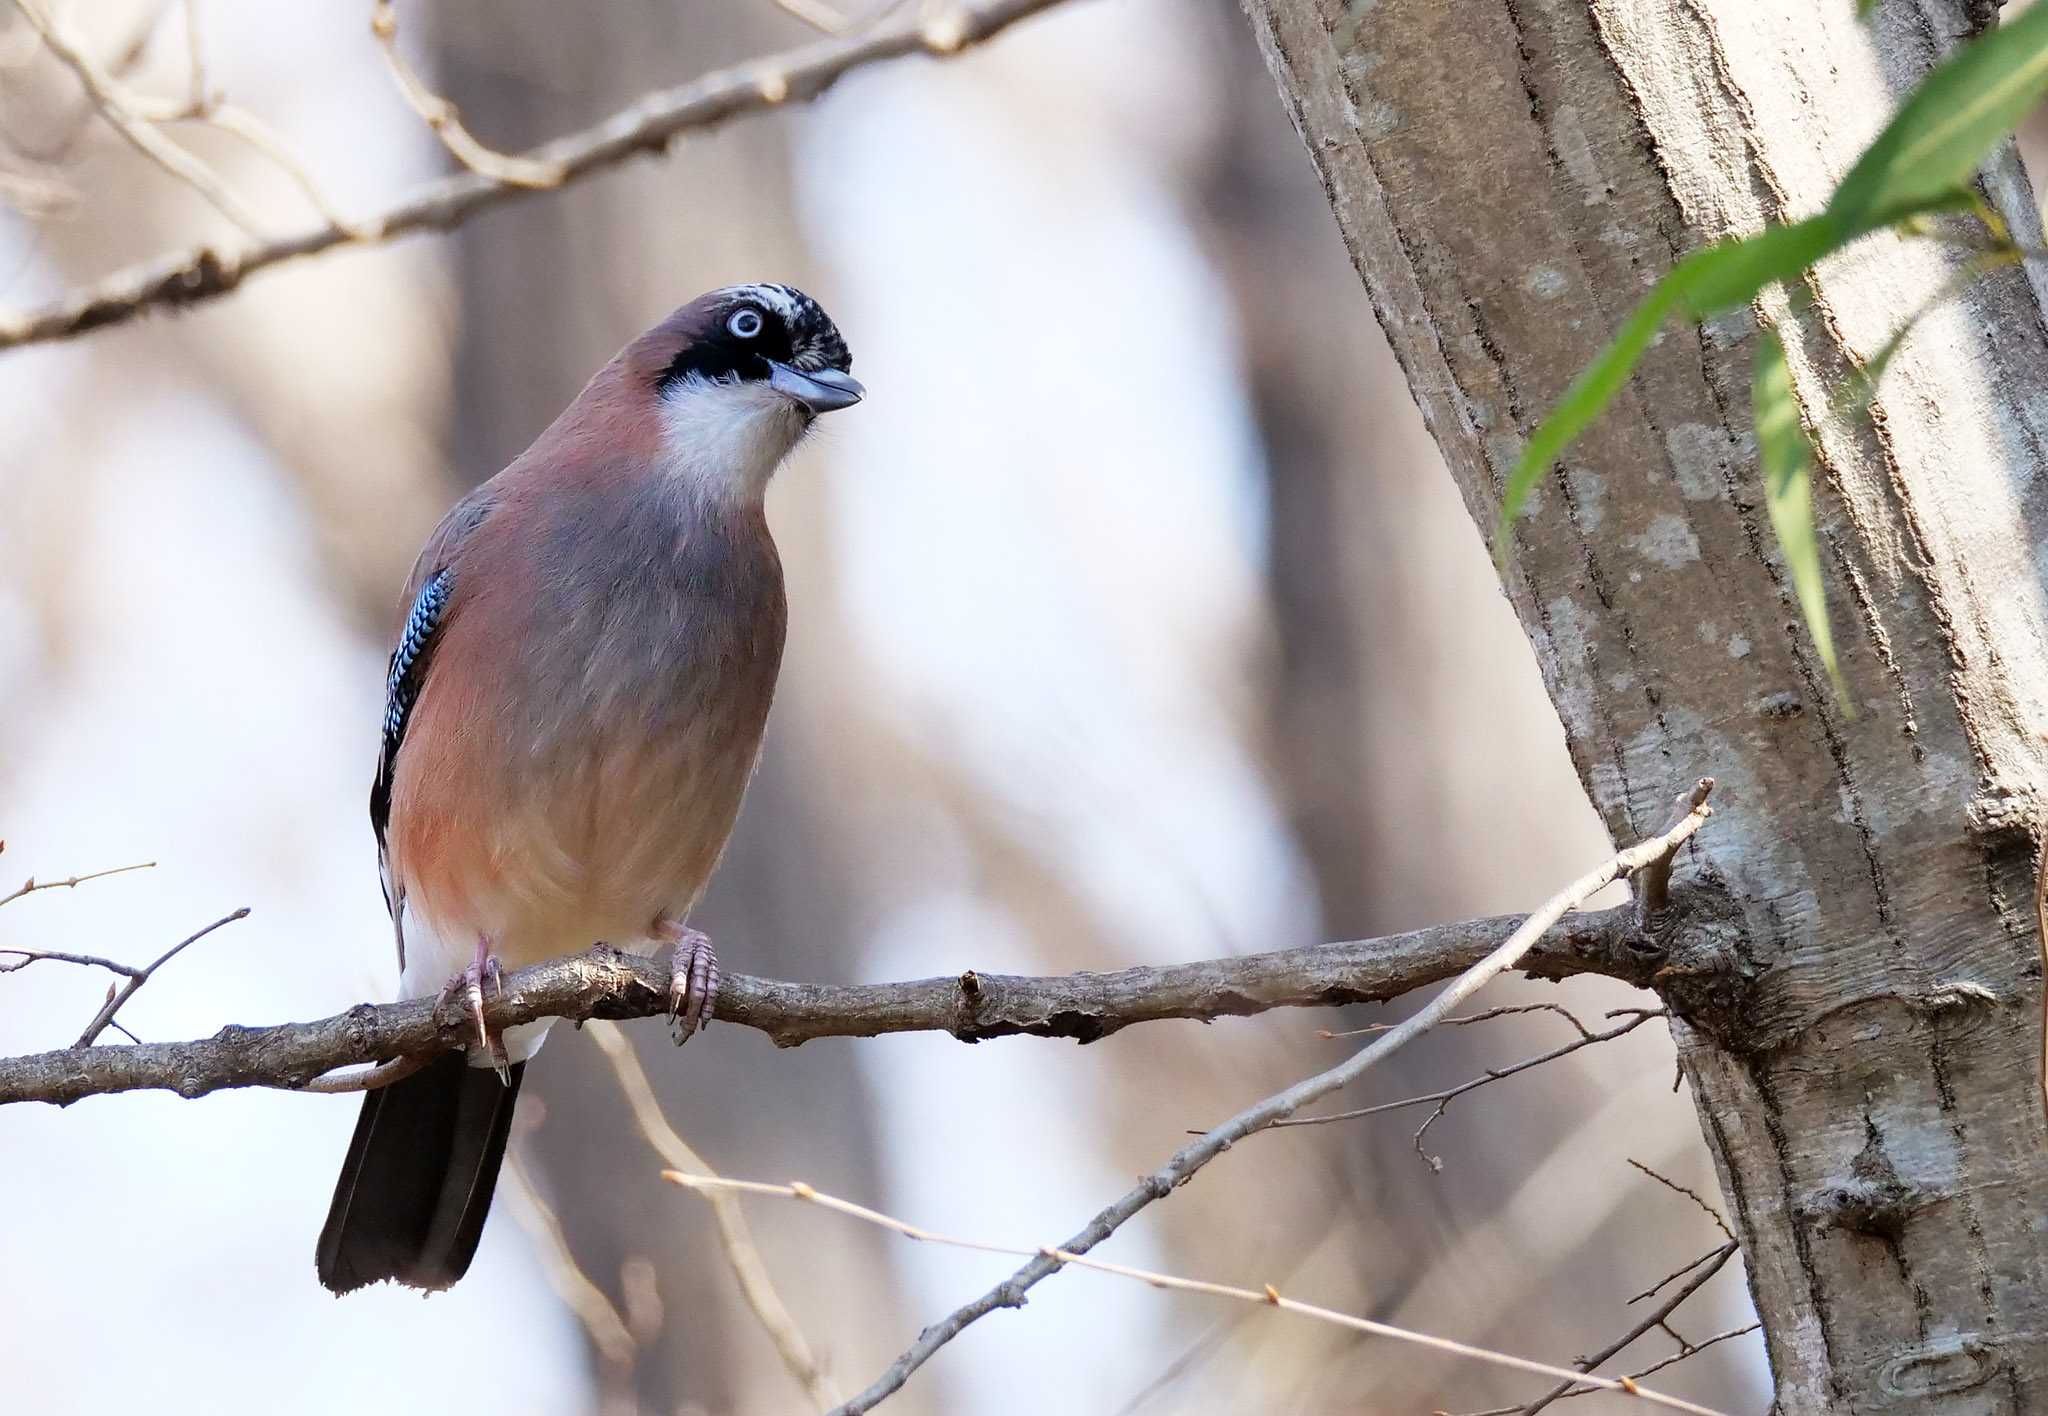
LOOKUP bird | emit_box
[316,283,863,1294]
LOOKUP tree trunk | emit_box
[1239,1,2048,1410]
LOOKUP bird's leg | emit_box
[433,935,511,1083]
[654,915,719,1045]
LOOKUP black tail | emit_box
[316,1050,525,1294]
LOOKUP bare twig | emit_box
[502,1147,638,1369]
[1622,1324,1761,1382]
[1626,1158,1734,1243]
[1457,1320,1761,1416]
[665,1172,1731,1416]
[293,1050,433,1095]
[769,0,857,37]
[0,947,143,977]
[72,906,249,1047]
[1267,1007,1664,1173]
[1510,1241,1740,1416]
[1318,1000,1606,1041]
[0,874,1726,1107]
[369,0,565,188]
[1627,1245,1729,1306]
[0,0,1078,350]
[10,0,266,235]
[833,779,1715,1415]
[5,0,355,232]
[0,858,155,908]
[1631,784,1704,924]
[586,1020,838,1411]
[194,103,364,234]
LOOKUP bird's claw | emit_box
[659,923,719,1045]
[435,947,511,1084]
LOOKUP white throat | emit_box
[657,375,809,502]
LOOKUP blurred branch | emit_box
[502,1146,639,1372]
[0,0,1075,351]
[663,1170,1728,1416]
[0,868,1736,1108]
[0,856,156,908]
[369,0,565,189]
[8,0,266,234]
[586,1020,839,1411]
[833,780,1715,1414]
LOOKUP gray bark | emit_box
[0,892,1711,1107]
[1239,0,2048,1411]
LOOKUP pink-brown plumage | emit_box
[319,284,858,1295]
[386,370,789,1002]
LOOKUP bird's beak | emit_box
[767,361,865,414]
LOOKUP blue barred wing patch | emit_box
[383,569,452,754]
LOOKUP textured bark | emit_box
[1239,1,2048,1411]
[0,890,1727,1107]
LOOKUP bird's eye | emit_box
[727,307,764,339]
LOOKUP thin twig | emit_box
[1319,1001,1606,1042]
[0,878,1726,1107]
[1626,1245,1728,1306]
[369,0,565,188]
[72,906,248,1047]
[1626,1158,1734,1243]
[0,859,156,908]
[1457,1322,1762,1416]
[586,1020,839,1411]
[666,1172,1731,1416]
[0,947,144,977]
[832,778,1715,1415]
[1510,1241,1740,1416]
[1623,1324,1761,1382]
[10,0,265,235]
[770,0,856,36]
[0,0,1078,350]
[501,1147,638,1369]
[294,1050,433,1095]
[1267,1008,1664,1174]
[5,0,355,232]
[194,103,366,234]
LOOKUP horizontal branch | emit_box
[0,0,1072,351]
[0,881,1733,1108]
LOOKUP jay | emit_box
[316,284,862,1294]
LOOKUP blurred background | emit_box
[0,2,1767,1412]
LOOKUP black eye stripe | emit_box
[654,286,851,392]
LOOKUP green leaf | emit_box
[1497,5,2048,565]
[1753,327,1849,708]
[1831,2,2048,232]
[1849,247,2019,404]
[1494,216,1841,556]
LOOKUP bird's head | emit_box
[639,283,863,501]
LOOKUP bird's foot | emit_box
[434,938,511,1083]
[656,918,719,1045]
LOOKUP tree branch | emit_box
[831,779,1715,1414]
[0,872,1737,1108]
[0,0,1075,351]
